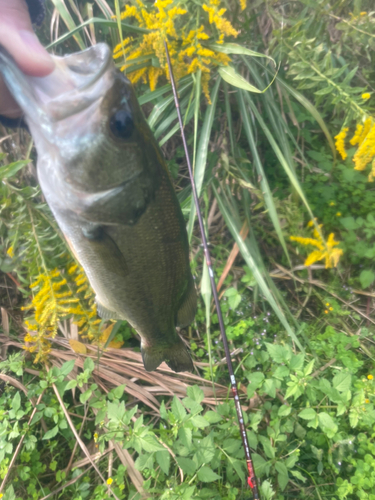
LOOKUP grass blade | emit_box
[237,90,291,265]
[46,18,149,49]
[50,0,86,50]
[214,186,304,352]
[276,77,336,159]
[187,77,221,241]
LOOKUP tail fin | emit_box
[141,337,193,373]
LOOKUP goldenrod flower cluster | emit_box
[334,113,375,182]
[23,265,101,362]
[290,222,343,269]
[334,127,348,160]
[113,0,238,101]
[350,118,375,181]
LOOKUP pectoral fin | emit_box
[176,275,197,328]
[96,300,123,320]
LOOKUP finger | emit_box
[0,0,54,77]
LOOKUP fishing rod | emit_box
[164,41,260,500]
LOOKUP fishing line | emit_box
[164,41,260,499]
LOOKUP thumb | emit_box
[0,0,54,76]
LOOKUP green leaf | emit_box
[59,360,75,377]
[223,439,242,454]
[83,357,95,373]
[360,270,375,289]
[263,379,276,398]
[139,435,165,453]
[65,380,77,391]
[107,401,126,424]
[219,66,263,93]
[43,425,59,440]
[290,469,307,482]
[177,457,197,475]
[204,411,222,423]
[80,389,92,404]
[197,466,221,483]
[178,427,192,449]
[318,412,338,438]
[224,287,242,309]
[0,160,29,180]
[278,405,292,417]
[246,371,265,389]
[160,401,168,420]
[171,396,187,421]
[274,366,290,380]
[266,343,291,363]
[195,435,215,465]
[260,479,275,500]
[12,392,21,413]
[156,450,170,475]
[303,359,315,376]
[332,372,352,392]
[349,409,359,428]
[289,353,305,371]
[112,384,125,400]
[259,435,275,459]
[135,453,154,471]
[190,415,209,428]
[186,386,204,404]
[277,469,289,491]
[298,408,317,420]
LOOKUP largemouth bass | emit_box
[0,44,196,372]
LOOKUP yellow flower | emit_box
[368,374,374,380]
[23,264,101,362]
[329,307,333,311]
[239,0,247,10]
[362,93,371,100]
[107,478,113,485]
[325,310,329,314]
[365,399,370,403]
[352,118,375,179]
[290,226,343,269]
[336,212,342,217]
[94,432,99,442]
[335,127,349,160]
[326,302,330,306]
[360,12,367,16]
[114,0,235,97]
[329,201,335,206]
[6,246,14,258]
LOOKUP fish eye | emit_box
[109,109,134,139]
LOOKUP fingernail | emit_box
[19,30,54,69]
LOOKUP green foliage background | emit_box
[1,1,375,500]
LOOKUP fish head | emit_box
[0,44,161,223]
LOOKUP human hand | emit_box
[0,0,54,118]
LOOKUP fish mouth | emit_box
[0,43,112,126]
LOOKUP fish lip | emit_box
[0,43,113,125]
